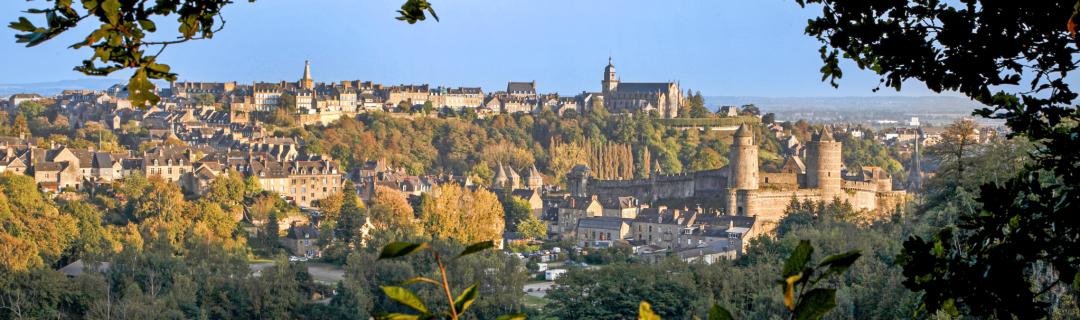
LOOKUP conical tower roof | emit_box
[493,162,508,184]
[735,123,753,137]
[813,127,834,142]
[302,60,312,81]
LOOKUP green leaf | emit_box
[453,283,479,314]
[401,276,438,285]
[793,288,836,320]
[9,17,37,32]
[427,7,439,22]
[782,240,814,278]
[457,240,495,258]
[82,0,99,11]
[138,19,156,32]
[127,68,160,108]
[101,0,121,24]
[638,301,661,320]
[375,313,421,320]
[707,304,734,320]
[495,313,528,320]
[380,286,429,313]
[401,276,440,286]
[815,250,861,281]
[378,242,429,259]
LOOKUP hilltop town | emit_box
[0,59,1013,318]
[1,60,1005,264]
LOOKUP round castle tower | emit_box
[726,124,759,216]
[806,128,843,198]
[727,124,759,190]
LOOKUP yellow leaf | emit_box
[639,301,661,320]
[784,274,802,311]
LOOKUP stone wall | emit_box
[760,172,799,189]
[753,189,823,224]
[585,168,728,201]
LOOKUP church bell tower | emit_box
[602,57,618,94]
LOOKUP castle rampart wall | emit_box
[752,189,823,224]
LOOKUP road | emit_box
[249,262,345,284]
[523,281,554,298]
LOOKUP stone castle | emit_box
[567,124,906,225]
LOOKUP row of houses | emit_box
[531,191,763,262]
[0,141,343,208]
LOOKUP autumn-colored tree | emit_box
[549,138,588,184]
[136,177,193,249]
[0,173,78,271]
[189,200,243,249]
[316,192,346,222]
[932,119,979,188]
[206,171,247,209]
[419,184,505,244]
[248,193,279,223]
[587,140,635,180]
[369,186,417,237]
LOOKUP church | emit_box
[600,58,682,118]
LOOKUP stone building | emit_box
[567,124,908,231]
[599,58,681,118]
[576,216,632,247]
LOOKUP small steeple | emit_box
[300,60,314,89]
[303,60,312,81]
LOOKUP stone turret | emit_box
[726,124,760,216]
[525,164,543,190]
[493,162,508,190]
[507,165,522,190]
[568,164,591,197]
[806,128,842,198]
[727,124,759,191]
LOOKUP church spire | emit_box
[303,60,312,80]
[301,60,314,89]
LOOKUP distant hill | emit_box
[705,96,984,114]
[706,96,992,126]
[0,79,124,97]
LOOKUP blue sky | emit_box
[0,0,946,97]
